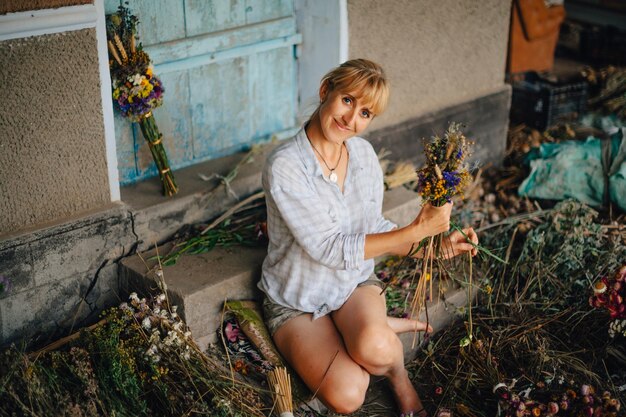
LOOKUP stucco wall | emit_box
[0,0,92,15]
[0,29,110,235]
[347,0,511,129]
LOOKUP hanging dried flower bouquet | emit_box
[106,6,178,196]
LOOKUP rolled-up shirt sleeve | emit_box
[268,160,365,271]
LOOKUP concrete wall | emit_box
[0,28,111,235]
[347,0,511,130]
[0,206,135,346]
[0,0,92,15]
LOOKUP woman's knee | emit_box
[350,326,402,368]
[319,369,369,414]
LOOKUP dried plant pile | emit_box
[584,66,626,119]
[411,314,623,416]
[0,293,269,417]
[406,199,626,416]
[477,200,624,308]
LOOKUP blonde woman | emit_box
[259,59,478,416]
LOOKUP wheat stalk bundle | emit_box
[267,367,294,417]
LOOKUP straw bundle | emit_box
[267,367,294,417]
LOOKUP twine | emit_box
[160,167,171,175]
[148,137,163,146]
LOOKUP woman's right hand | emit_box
[366,201,453,260]
[411,202,452,240]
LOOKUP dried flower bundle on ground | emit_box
[0,291,268,417]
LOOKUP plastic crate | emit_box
[510,74,588,131]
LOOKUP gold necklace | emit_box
[309,141,344,183]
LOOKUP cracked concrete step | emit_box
[120,243,266,351]
[119,186,468,357]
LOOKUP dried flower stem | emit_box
[107,40,122,65]
[467,252,473,341]
[410,236,434,349]
[219,298,235,385]
[139,113,178,196]
[201,190,265,235]
[28,318,108,359]
[114,34,128,62]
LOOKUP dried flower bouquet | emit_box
[106,5,178,196]
[411,122,475,345]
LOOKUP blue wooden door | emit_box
[105,0,300,185]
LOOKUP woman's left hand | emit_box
[440,227,479,259]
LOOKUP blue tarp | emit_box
[518,127,626,211]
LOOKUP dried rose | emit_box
[547,402,559,414]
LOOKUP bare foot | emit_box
[388,369,427,416]
[387,316,434,334]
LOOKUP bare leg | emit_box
[332,286,428,415]
[272,313,370,414]
[387,316,434,334]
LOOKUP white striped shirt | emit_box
[258,128,396,319]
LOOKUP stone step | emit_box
[119,186,469,358]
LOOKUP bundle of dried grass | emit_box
[385,161,418,189]
[267,367,294,417]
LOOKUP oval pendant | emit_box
[329,171,338,183]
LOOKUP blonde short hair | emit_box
[320,59,389,116]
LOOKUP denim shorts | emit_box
[262,276,384,336]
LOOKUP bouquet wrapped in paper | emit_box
[106,6,178,196]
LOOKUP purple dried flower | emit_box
[442,170,461,188]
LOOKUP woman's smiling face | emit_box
[317,86,375,145]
